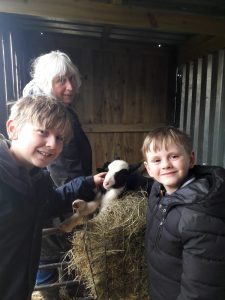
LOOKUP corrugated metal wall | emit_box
[178,49,225,167]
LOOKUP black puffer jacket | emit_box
[0,140,95,300]
[145,165,225,300]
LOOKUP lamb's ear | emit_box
[96,161,110,172]
[128,162,142,173]
[114,156,121,160]
[113,169,130,188]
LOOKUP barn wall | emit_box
[178,49,225,167]
[21,32,176,171]
[0,25,176,172]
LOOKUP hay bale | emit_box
[67,191,148,300]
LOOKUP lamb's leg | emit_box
[58,212,82,233]
[76,198,101,216]
[58,199,87,233]
[58,198,101,232]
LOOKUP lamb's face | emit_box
[103,160,129,190]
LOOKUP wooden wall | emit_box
[18,31,177,171]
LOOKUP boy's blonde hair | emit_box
[9,96,73,143]
[142,126,193,160]
[30,50,81,97]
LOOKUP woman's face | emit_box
[52,74,77,106]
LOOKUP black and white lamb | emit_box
[59,159,151,232]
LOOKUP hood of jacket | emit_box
[154,165,225,219]
[0,137,43,195]
[23,79,46,97]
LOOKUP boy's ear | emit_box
[144,161,152,177]
[189,151,196,169]
[6,119,18,140]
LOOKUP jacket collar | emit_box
[157,165,225,218]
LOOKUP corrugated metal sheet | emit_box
[178,49,225,167]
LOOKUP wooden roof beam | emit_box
[178,35,225,64]
[0,0,225,36]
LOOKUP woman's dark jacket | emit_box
[0,140,95,300]
[146,165,225,300]
[47,107,92,186]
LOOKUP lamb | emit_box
[59,159,150,233]
[99,159,131,210]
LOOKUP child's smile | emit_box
[144,142,195,194]
[37,149,54,157]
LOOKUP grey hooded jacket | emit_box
[0,139,95,300]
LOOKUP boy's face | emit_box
[144,142,195,194]
[52,74,76,106]
[7,120,64,170]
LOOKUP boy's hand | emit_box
[93,172,107,187]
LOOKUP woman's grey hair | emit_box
[30,50,81,96]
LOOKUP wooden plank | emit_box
[73,42,171,127]
[111,0,122,4]
[0,0,225,36]
[178,35,225,64]
[88,131,152,172]
[83,123,167,133]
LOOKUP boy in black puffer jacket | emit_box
[142,126,225,300]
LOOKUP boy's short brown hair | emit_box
[142,126,193,160]
[9,96,73,143]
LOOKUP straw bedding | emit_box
[67,191,149,300]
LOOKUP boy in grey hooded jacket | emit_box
[0,96,105,300]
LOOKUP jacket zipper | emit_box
[154,206,167,248]
[148,196,161,229]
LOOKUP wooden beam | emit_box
[178,35,225,64]
[82,123,167,133]
[111,0,122,4]
[0,0,225,36]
